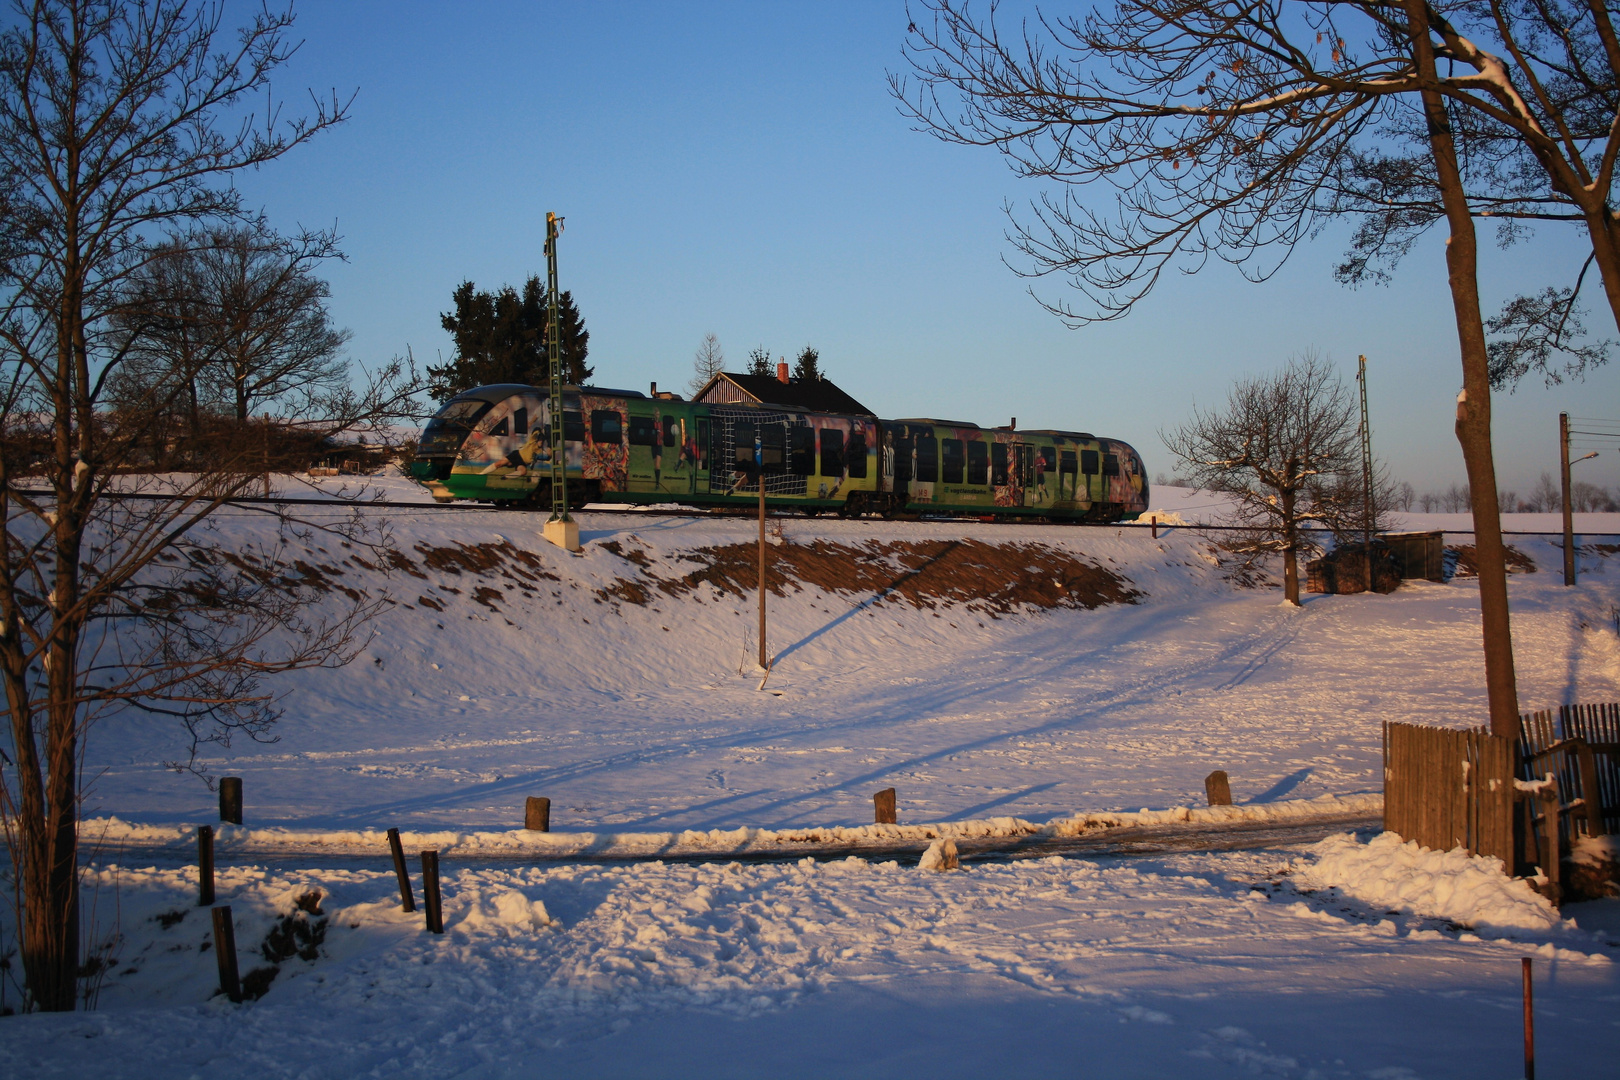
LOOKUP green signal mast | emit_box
[542,211,580,551]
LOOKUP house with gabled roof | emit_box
[692,362,876,416]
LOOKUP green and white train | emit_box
[412,383,1148,521]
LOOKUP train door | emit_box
[696,418,711,494]
[893,433,913,503]
[1013,444,1034,506]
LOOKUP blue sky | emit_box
[233,1,1620,494]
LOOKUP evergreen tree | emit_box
[428,276,591,401]
[792,345,822,381]
[746,345,774,378]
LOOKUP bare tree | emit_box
[689,332,725,396]
[1164,355,1370,604]
[894,0,1550,735]
[0,0,373,1012]
[109,224,358,466]
[1526,471,1561,512]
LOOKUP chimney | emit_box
[776,361,789,384]
[650,381,658,397]
[1010,417,1017,429]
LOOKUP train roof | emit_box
[446,384,646,405]
[1022,428,1097,440]
[892,418,981,429]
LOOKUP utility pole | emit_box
[542,211,578,552]
[1561,412,1574,586]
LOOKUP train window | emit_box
[488,416,509,438]
[819,427,844,475]
[1081,449,1100,475]
[1040,446,1057,471]
[628,415,657,446]
[591,410,621,443]
[696,419,710,468]
[942,439,964,485]
[734,421,757,469]
[967,441,988,485]
[563,410,585,442]
[1103,452,1120,477]
[512,408,528,436]
[663,421,678,448]
[991,442,1009,486]
[761,424,786,470]
[916,435,938,483]
[846,432,867,477]
[789,426,815,475]
[1060,449,1077,475]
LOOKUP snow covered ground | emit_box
[5,474,1620,1075]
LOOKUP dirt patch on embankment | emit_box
[1445,544,1537,577]
[599,538,1140,615]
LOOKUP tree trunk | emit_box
[1582,206,1620,334]
[1407,1,1521,739]
[1281,487,1300,605]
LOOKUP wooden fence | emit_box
[1519,703,1620,842]
[1383,721,1516,866]
[1385,705,1619,901]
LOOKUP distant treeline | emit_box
[1155,472,1619,514]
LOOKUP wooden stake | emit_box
[387,827,415,912]
[758,473,769,671]
[219,776,243,825]
[874,787,897,825]
[1151,515,1158,539]
[211,906,241,1003]
[197,825,215,907]
[1204,770,1232,806]
[525,796,551,832]
[421,850,444,934]
[1522,956,1535,1080]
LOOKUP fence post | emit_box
[219,777,243,825]
[1204,770,1232,806]
[873,788,897,825]
[211,906,241,1003]
[525,797,551,832]
[386,827,415,912]
[421,850,444,934]
[197,825,215,907]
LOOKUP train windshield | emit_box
[419,399,495,453]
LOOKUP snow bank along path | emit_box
[80,475,1620,839]
[3,832,1614,1079]
[83,793,1383,860]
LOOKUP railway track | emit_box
[10,488,1612,535]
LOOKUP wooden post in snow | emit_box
[219,776,243,825]
[1522,957,1535,1079]
[386,828,415,912]
[758,473,769,671]
[874,787,897,825]
[211,906,242,1003]
[197,825,215,907]
[421,850,444,934]
[1204,770,1232,806]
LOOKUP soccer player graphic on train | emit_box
[480,426,550,477]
